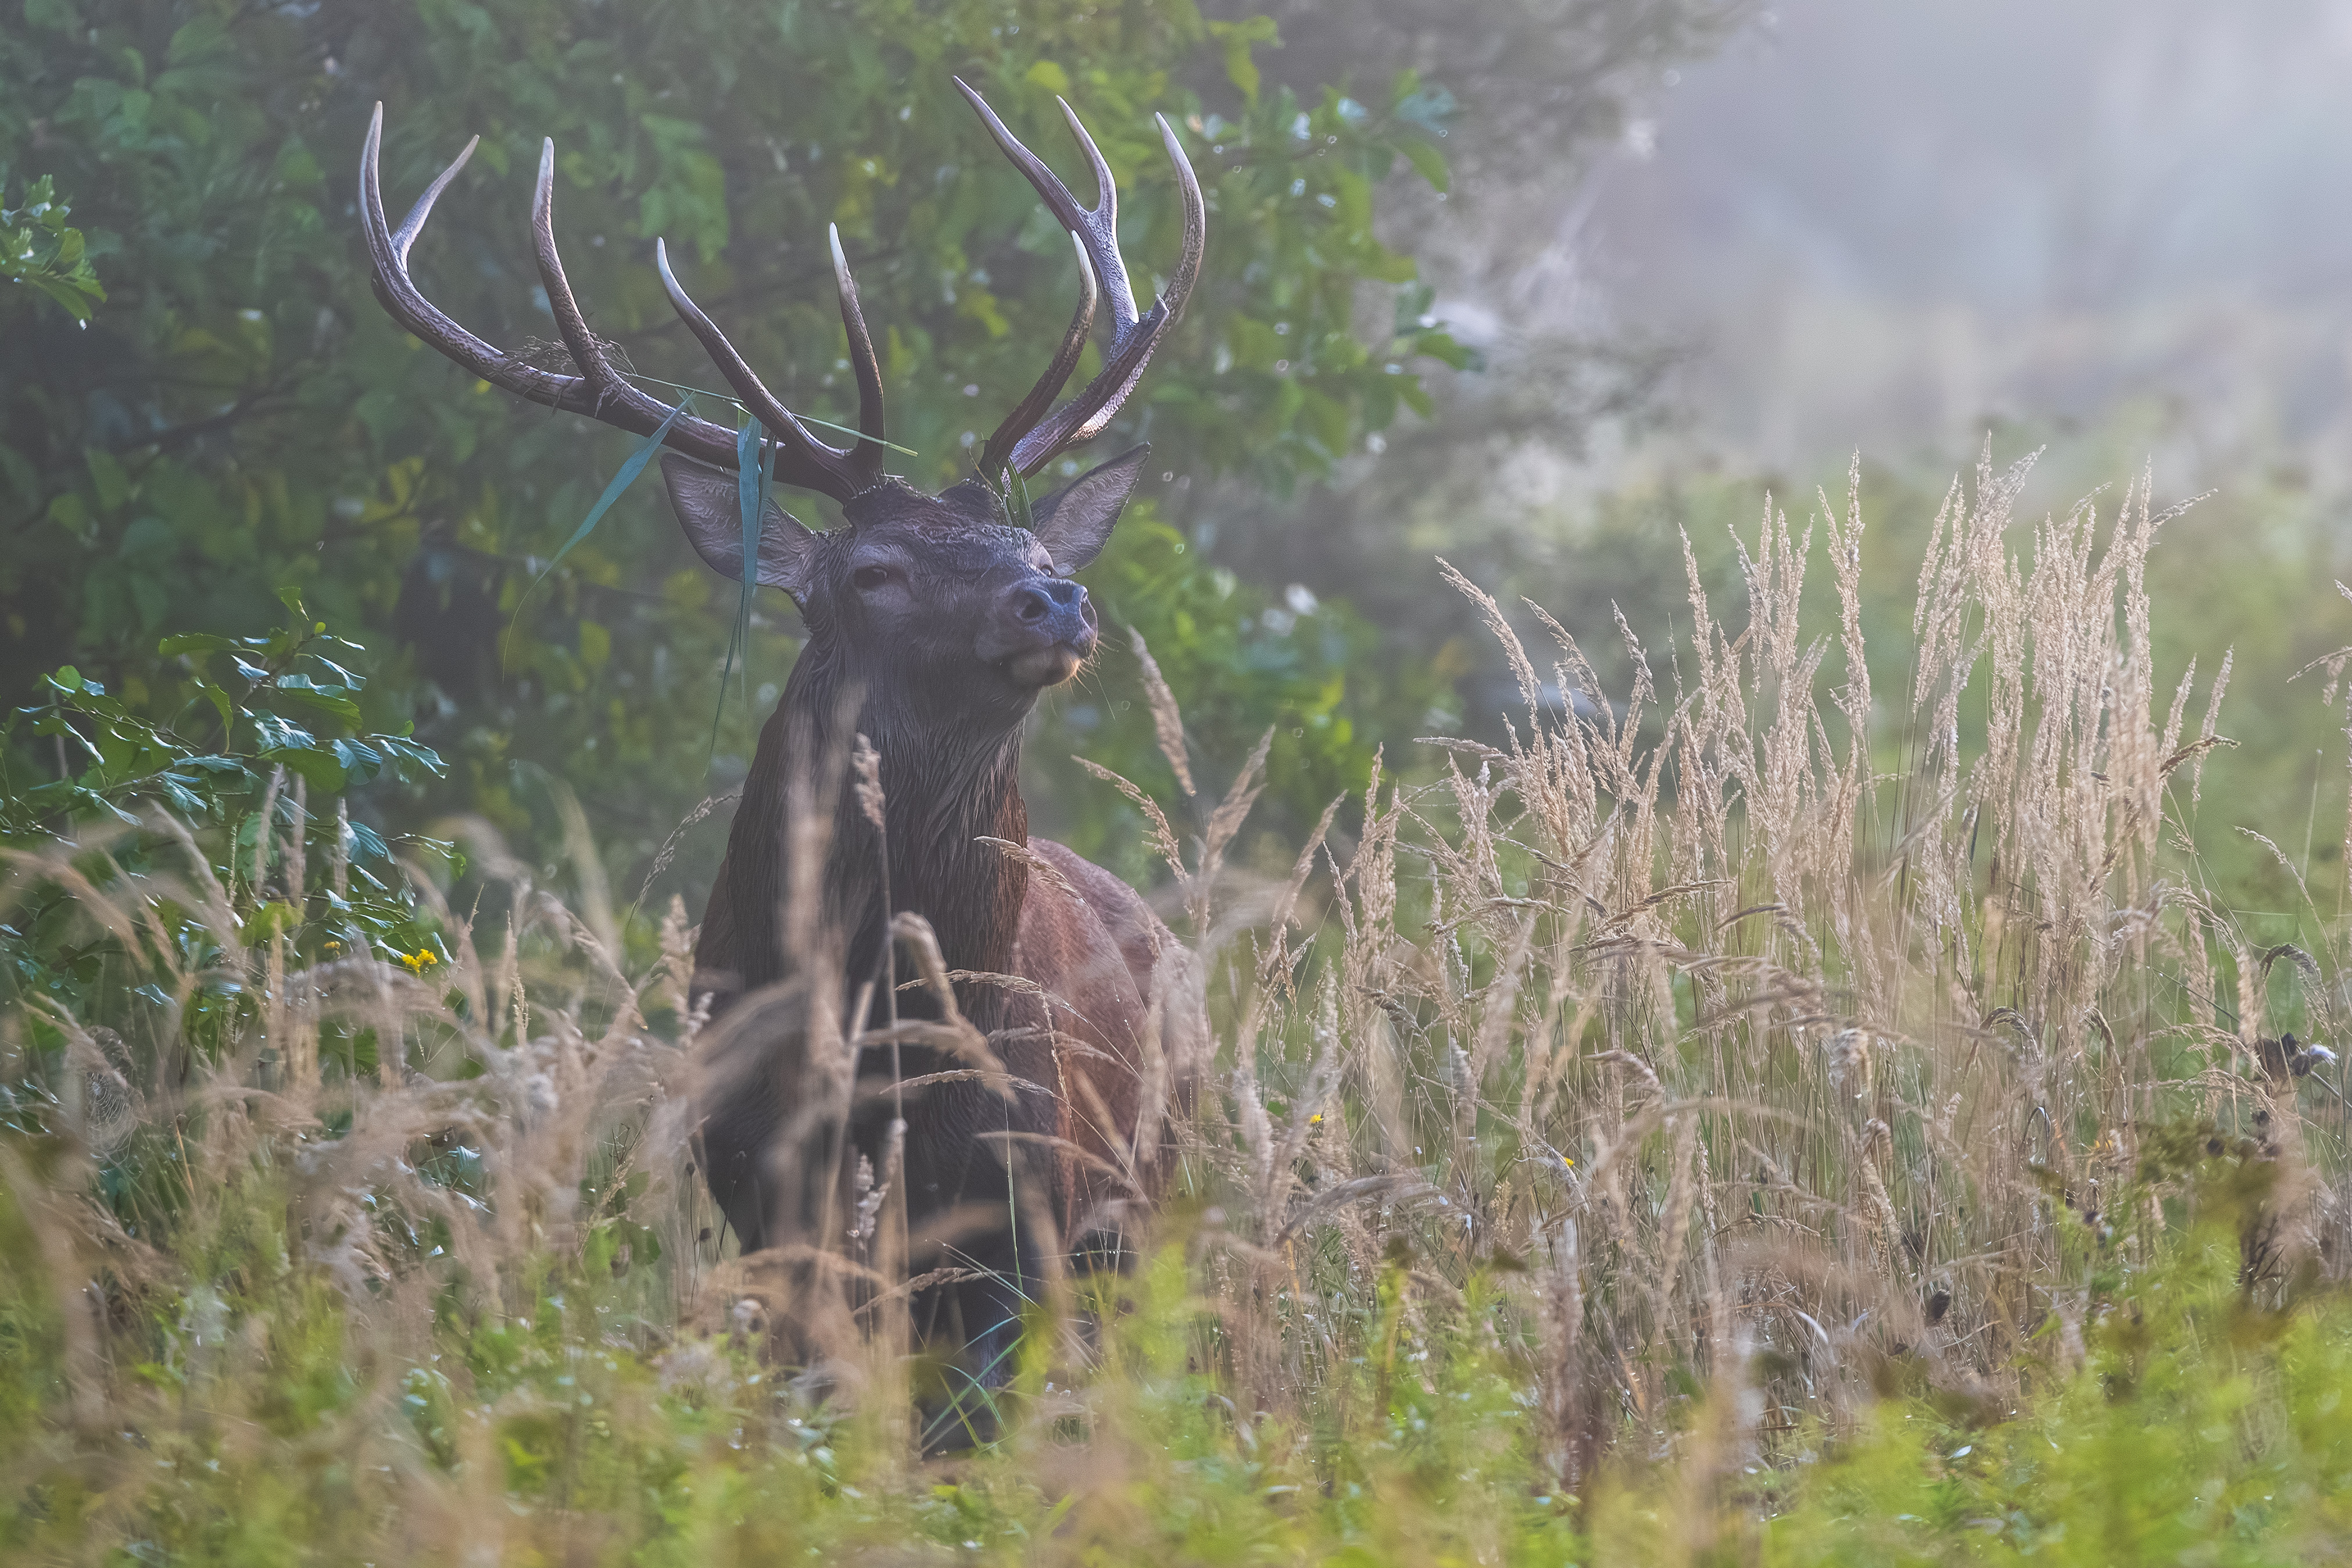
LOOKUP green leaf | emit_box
[192,679,234,735]
[245,900,301,943]
[269,746,347,793]
[374,735,446,779]
[27,274,95,320]
[157,631,238,656]
[273,685,364,725]
[344,817,390,862]
[714,416,772,760]
[330,737,384,781]
[531,397,690,595]
[1398,137,1449,194]
[249,711,316,751]
[306,656,365,691]
[1207,16,1280,108]
[84,448,130,509]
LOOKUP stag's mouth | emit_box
[982,580,1098,686]
[1004,643,1088,687]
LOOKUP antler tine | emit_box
[829,225,887,479]
[532,142,692,423]
[954,81,1208,477]
[954,78,1137,328]
[653,238,867,498]
[1053,96,1136,320]
[386,128,478,265]
[361,106,559,403]
[977,232,1096,485]
[360,105,741,469]
[1004,110,1205,473]
[365,106,886,502]
[1152,112,1208,326]
[953,84,1089,232]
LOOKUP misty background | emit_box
[1190,0,2352,899]
[1486,0,2352,493]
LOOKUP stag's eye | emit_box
[852,564,894,592]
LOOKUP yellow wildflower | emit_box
[400,948,439,975]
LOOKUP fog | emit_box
[1512,0,2352,488]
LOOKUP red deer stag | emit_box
[360,85,1205,1427]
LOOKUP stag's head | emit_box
[658,454,1139,719]
[360,82,1202,722]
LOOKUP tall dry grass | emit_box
[1186,444,2346,1474]
[3,446,2349,1558]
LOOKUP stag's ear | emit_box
[661,454,822,603]
[1029,444,1149,575]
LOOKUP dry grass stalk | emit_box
[1127,626,1196,797]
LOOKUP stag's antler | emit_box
[360,102,886,502]
[955,79,1206,481]
[361,88,1203,503]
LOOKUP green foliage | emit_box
[6,1119,2352,1562]
[1,596,445,1087]
[0,0,1472,900]
[0,173,104,321]
[1750,1145,2352,1566]
[5,590,439,828]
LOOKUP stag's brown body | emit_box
[361,79,1205,1419]
[681,474,1192,1287]
[693,602,1175,1261]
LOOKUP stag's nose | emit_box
[990,575,1097,686]
[1007,577,1096,649]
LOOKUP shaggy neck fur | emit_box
[701,623,1033,1021]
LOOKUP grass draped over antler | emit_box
[5,448,2352,1560]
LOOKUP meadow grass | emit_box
[6,448,2352,1563]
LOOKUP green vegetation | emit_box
[6,1152,2350,1563]
[10,2,2352,1561]
[0,0,1495,898]
[2,594,446,1044]
[0,175,103,321]
[9,446,2352,1560]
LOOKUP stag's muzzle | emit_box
[991,576,1098,686]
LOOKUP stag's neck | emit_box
[716,644,1032,996]
[858,699,1030,978]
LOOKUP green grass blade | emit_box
[709,419,774,766]
[506,396,690,662]
[618,371,918,456]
